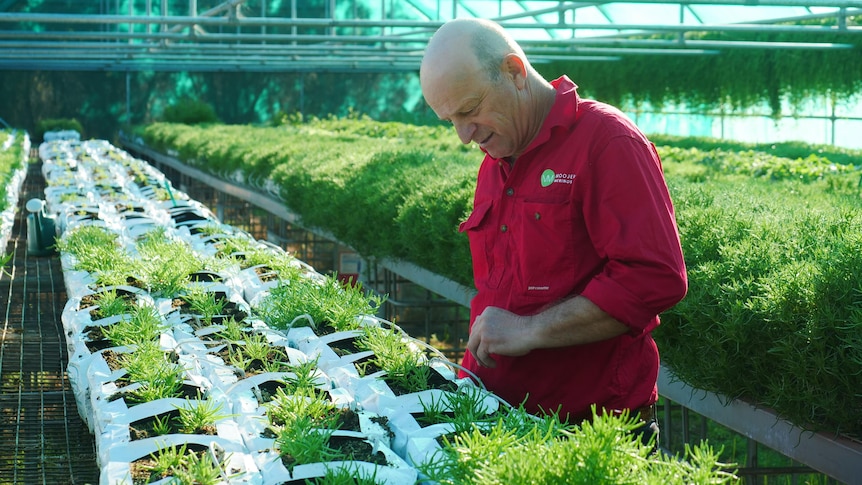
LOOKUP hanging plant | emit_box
[543,16,862,117]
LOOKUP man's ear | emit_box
[501,53,527,88]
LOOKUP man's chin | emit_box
[480,146,511,160]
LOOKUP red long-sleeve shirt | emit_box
[458,76,687,421]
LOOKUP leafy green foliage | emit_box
[658,146,855,182]
[0,130,26,214]
[418,387,502,433]
[135,228,204,297]
[545,17,862,118]
[356,325,432,394]
[176,398,231,435]
[255,273,383,332]
[102,306,167,347]
[89,288,136,320]
[56,225,132,284]
[143,443,227,485]
[141,117,862,440]
[162,97,219,125]
[118,341,187,404]
[267,386,340,431]
[274,417,339,471]
[419,406,737,485]
[179,285,228,325]
[304,465,381,485]
[0,253,11,279]
[140,119,478,286]
[657,172,862,438]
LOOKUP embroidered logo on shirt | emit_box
[541,169,576,187]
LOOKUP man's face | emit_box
[421,57,526,160]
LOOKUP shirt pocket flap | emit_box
[459,200,492,233]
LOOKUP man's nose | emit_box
[454,121,475,145]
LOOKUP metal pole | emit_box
[330,0,337,37]
[161,0,167,33]
[291,0,297,42]
[381,0,386,36]
[125,71,131,126]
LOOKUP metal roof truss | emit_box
[0,0,858,72]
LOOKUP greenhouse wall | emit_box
[629,95,862,149]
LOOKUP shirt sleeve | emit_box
[579,134,687,333]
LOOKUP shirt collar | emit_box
[481,76,580,163]
[521,75,580,155]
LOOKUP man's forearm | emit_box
[529,295,630,349]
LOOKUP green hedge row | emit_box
[136,117,862,439]
[139,119,479,286]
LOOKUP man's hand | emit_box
[465,296,631,368]
[466,306,534,368]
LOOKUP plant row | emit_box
[132,118,862,441]
[41,138,735,484]
[0,129,29,256]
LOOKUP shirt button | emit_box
[500,224,508,233]
[534,212,541,220]
[506,188,514,196]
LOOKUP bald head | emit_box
[421,18,525,87]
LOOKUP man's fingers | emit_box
[474,343,496,368]
[467,311,496,367]
[480,349,496,368]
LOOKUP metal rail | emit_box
[0,0,858,72]
[659,367,862,484]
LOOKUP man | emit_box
[419,18,687,441]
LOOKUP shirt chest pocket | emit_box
[516,199,578,299]
[460,200,508,289]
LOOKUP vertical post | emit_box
[558,0,565,27]
[661,399,671,451]
[681,406,690,444]
[381,0,386,37]
[329,0,336,37]
[161,0,168,33]
[353,0,358,36]
[746,439,759,485]
[299,74,305,115]
[126,71,131,126]
[291,0,297,42]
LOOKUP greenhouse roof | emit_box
[0,0,859,72]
